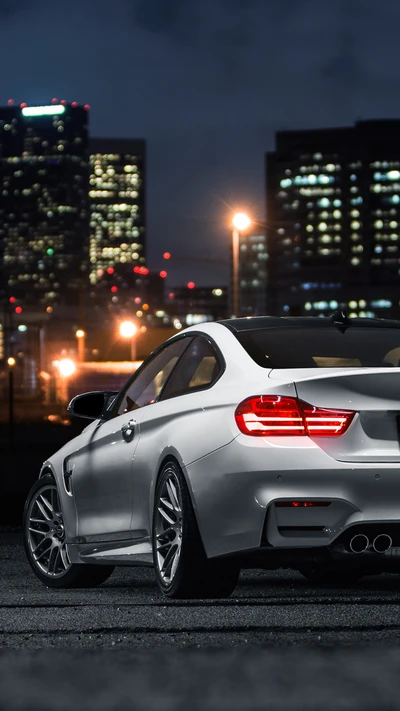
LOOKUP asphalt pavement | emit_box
[2,529,400,709]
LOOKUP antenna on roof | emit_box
[331,307,350,333]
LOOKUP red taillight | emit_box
[234,395,355,437]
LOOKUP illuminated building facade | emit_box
[88,139,146,310]
[266,120,400,319]
[0,101,89,308]
[238,233,268,316]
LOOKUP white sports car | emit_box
[23,314,400,597]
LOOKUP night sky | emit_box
[0,0,399,286]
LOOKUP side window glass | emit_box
[116,338,192,415]
[160,337,222,401]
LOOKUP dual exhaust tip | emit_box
[349,533,392,554]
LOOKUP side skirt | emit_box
[67,537,153,567]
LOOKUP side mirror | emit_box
[67,391,119,420]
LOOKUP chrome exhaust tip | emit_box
[349,534,369,553]
[372,534,392,553]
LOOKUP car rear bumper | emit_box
[184,435,400,558]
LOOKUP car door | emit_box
[129,335,226,535]
[70,337,192,542]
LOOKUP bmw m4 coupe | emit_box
[23,313,400,597]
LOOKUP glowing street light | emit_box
[58,359,77,378]
[7,357,16,448]
[231,212,252,317]
[75,329,86,363]
[119,320,138,361]
[232,212,252,232]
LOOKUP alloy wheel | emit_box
[26,483,71,578]
[154,471,183,584]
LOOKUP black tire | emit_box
[23,474,115,589]
[299,563,365,586]
[152,460,240,599]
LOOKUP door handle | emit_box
[121,419,137,441]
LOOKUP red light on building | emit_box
[111,286,118,293]
[160,270,167,278]
[106,267,114,274]
[71,101,78,108]
[187,282,195,289]
[7,99,14,105]
[60,100,67,105]
[141,267,149,275]
[163,252,171,260]
[134,297,142,304]
[51,98,58,104]
[15,306,23,314]
[84,104,90,111]
[133,266,141,273]
[9,296,16,303]
[168,292,175,299]
[20,103,27,109]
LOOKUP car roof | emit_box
[217,316,400,332]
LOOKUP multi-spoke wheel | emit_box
[23,474,115,588]
[152,461,240,599]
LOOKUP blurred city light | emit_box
[163,252,171,259]
[187,282,195,289]
[160,270,167,278]
[7,357,16,367]
[57,359,77,378]
[75,329,85,339]
[232,212,251,231]
[212,288,223,296]
[17,325,27,332]
[119,320,137,338]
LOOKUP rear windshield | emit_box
[235,328,400,369]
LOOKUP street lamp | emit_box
[7,357,16,449]
[53,358,77,404]
[231,212,252,317]
[119,320,138,361]
[75,329,86,363]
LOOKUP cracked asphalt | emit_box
[3,529,400,709]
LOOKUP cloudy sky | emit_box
[0,0,399,285]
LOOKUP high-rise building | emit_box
[238,233,268,316]
[266,120,400,319]
[0,101,89,308]
[88,139,146,310]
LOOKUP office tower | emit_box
[88,138,146,310]
[266,120,400,318]
[238,233,268,316]
[0,101,89,308]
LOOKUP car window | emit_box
[115,338,192,415]
[160,336,222,400]
[234,327,400,368]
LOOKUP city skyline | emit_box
[2,0,400,286]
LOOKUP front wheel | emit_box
[152,461,240,599]
[23,474,115,588]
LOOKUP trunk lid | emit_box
[269,368,400,462]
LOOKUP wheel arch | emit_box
[39,464,56,480]
[149,450,200,530]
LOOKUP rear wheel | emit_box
[299,563,365,586]
[23,474,115,588]
[152,461,240,599]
